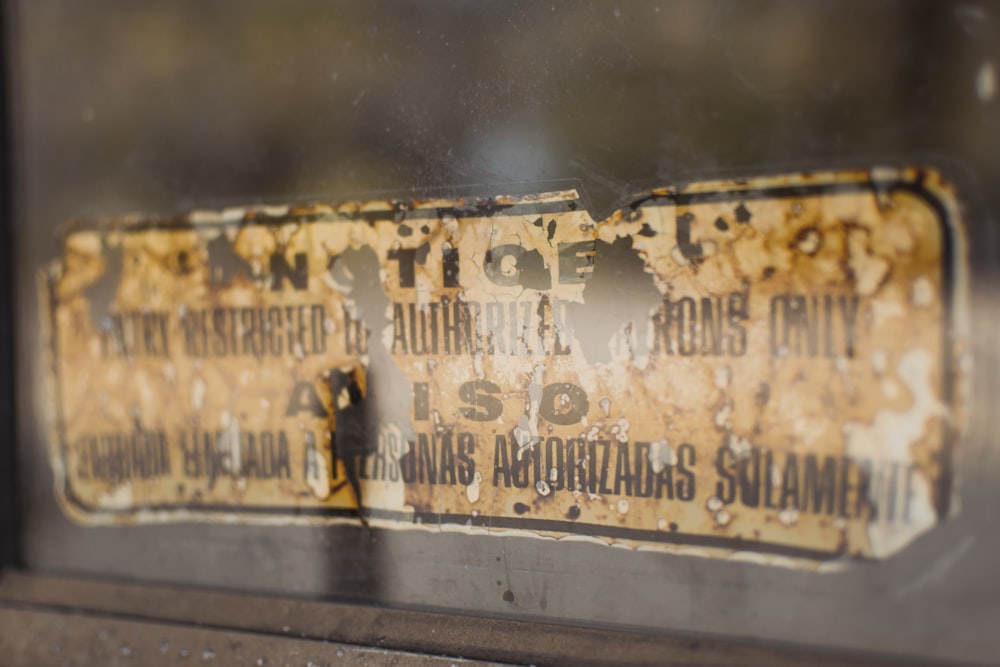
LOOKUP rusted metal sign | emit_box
[43,168,967,564]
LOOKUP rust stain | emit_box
[41,168,968,566]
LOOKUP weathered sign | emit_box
[43,168,967,565]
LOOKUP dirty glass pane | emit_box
[10,1,1000,663]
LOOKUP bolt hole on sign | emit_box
[42,168,968,567]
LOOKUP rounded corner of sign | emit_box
[893,167,968,233]
[54,484,105,527]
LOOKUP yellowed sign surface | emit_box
[43,168,967,564]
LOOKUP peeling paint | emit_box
[42,168,967,566]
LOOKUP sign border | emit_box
[45,169,962,562]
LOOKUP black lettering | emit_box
[387,433,401,482]
[343,306,367,355]
[269,252,308,291]
[400,439,416,483]
[677,443,696,501]
[903,465,915,523]
[655,461,675,500]
[700,297,722,355]
[484,302,505,354]
[727,292,748,356]
[511,439,529,489]
[369,433,386,480]
[457,433,475,485]
[677,297,697,356]
[417,433,437,484]
[716,447,736,503]
[539,383,588,425]
[840,295,860,358]
[738,448,762,507]
[245,432,261,478]
[303,430,320,480]
[483,244,552,290]
[823,295,835,357]
[676,212,704,260]
[613,442,632,496]
[441,297,469,355]
[459,380,503,421]
[442,245,460,287]
[408,303,433,355]
[784,295,814,356]
[587,441,599,494]
[884,462,901,522]
[438,433,456,485]
[310,305,327,354]
[780,453,800,509]
[803,454,837,515]
[565,438,584,492]
[855,460,874,519]
[388,243,429,288]
[240,308,259,356]
[763,449,778,508]
[838,457,852,518]
[652,299,675,355]
[277,431,291,479]
[598,440,613,494]
[769,295,784,355]
[633,443,653,498]
[392,302,408,353]
[544,437,564,491]
[208,234,255,286]
[285,381,329,418]
[493,435,511,487]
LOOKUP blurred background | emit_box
[12,1,1000,224]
